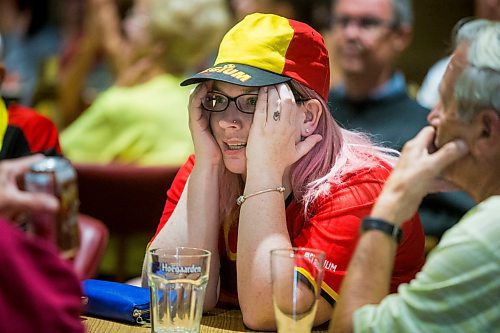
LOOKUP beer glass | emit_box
[270,248,325,333]
[147,247,211,333]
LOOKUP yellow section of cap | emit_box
[0,99,8,151]
[214,13,294,75]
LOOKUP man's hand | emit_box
[371,126,468,225]
[0,155,59,222]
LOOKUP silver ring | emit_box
[273,109,281,121]
[233,120,237,124]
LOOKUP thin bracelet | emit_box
[236,186,286,206]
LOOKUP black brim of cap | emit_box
[180,63,291,87]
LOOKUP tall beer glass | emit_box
[271,248,325,333]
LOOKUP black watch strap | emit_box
[361,217,403,244]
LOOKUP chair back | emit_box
[74,214,109,280]
[74,163,180,280]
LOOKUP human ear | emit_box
[472,109,500,156]
[301,99,322,137]
[392,25,412,53]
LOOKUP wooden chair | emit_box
[75,163,180,281]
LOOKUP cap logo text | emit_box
[201,64,252,82]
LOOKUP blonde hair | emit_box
[149,0,230,74]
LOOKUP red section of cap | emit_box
[282,19,330,100]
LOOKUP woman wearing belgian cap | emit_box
[144,13,425,330]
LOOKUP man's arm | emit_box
[330,127,468,333]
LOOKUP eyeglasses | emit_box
[331,15,396,32]
[202,91,310,114]
[202,91,259,114]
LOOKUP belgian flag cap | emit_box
[181,13,330,100]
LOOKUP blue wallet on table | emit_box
[82,279,150,324]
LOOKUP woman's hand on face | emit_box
[188,83,222,165]
[246,83,321,177]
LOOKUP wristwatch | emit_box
[360,217,403,244]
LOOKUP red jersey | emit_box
[7,103,61,153]
[151,155,425,305]
[1,103,61,160]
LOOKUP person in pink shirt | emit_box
[0,155,84,333]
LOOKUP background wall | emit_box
[399,0,474,86]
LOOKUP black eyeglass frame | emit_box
[202,91,258,114]
[201,90,310,115]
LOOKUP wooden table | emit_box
[83,308,330,332]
